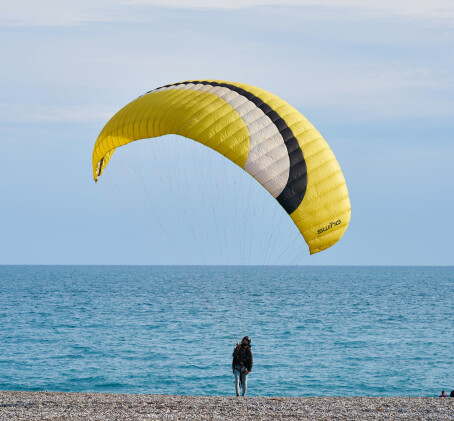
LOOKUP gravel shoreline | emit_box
[1,391,453,420]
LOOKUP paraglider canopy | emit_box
[92,80,351,254]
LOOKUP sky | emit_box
[0,0,453,265]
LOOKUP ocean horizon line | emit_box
[1,263,453,267]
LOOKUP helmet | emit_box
[241,336,251,344]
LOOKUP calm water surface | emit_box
[0,266,453,396]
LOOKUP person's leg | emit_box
[234,369,240,396]
[241,370,247,396]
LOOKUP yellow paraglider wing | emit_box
[92,80,351,254]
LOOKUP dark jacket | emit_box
[232,344,253,372]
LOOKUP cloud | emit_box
[1,1,452,124]
[0,103,115,123]
[132,0,454,20]
[1,0,454,26]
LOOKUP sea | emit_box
[0,265,453,397]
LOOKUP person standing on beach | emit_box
[439,390,447,397]
[232,336,253,397]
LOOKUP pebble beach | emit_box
[1,391,453,420]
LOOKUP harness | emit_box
[234,346,249,369]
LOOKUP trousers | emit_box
[233,365,247,396]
